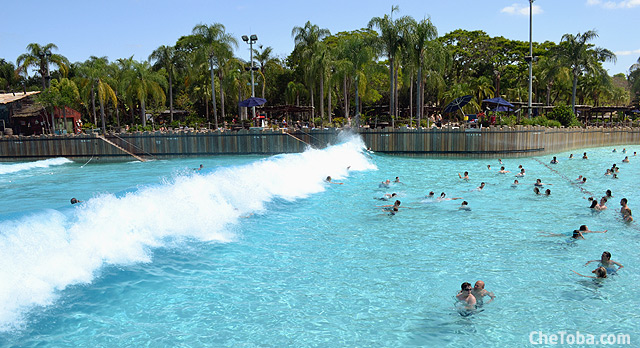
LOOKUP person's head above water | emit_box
[428,191,435,197]
[592,266,607,278]
[474,280,485,290]
[590,200,598,208]
[461,282,472,291]
[572,230,585,239]
[545,189,551,195]
[70,198,79,204]
[601,251,612,262]
[440,192,446,198]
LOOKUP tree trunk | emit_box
[219,76,225,122]
[310,85,315,119]
[141,99,146,127]
[409,72,414,127]
[91,84,97,126]
[169,73,174,123]
[328,80,332,124]
[417,66,422,127]
[343,76,348,119]
[389,56,394,121]
[571,75,578,115]
[209,61,217,128]
[100,100,106,134]
[115,92,120,128]
[394,64,398,127]
[319,72,324,126]
[355,73,360,128]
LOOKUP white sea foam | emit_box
[0,134,375,332]
[0,158,73,175]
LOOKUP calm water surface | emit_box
[0,136,638,347]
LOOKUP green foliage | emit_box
[521,116,562,128]
[547,104,581,127]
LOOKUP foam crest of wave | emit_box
[0,158,72,175]
[0,134,374,332]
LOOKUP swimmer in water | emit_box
[623,208,633,222]
[458,171,470,180]
[572,267,607,279]
[515,168,525,177]
[550,156,558,164]
[533,187,541,195]
[622,156,629,163]
[394,176,402,183]
[498,159,503,164]
[585,251,623,275]
[194,164,203,171]
[595,197,608,210]
[476,182,485,190]
[325,176,343,185]
[605,189,613,199]
[534,178,552,187]
[569,154,574,159]
[377,193,397,201]
[426,191,435,199]
[487,165,491,170]
[576,177,587,184]
[511,179,520,187]
[498,166,510,173]
[459,201,471,211]
[583,152,588,159]
[378,179,391,188]
[456,282,476,310]
[539,225,606,239]
[437,192,463,201]
[70,198,82,204]
[622,148,626,153]
[471,281,495,305]
[589,200,599,209]
[544,189,551,195]
[576,175,583,181]
[612,148,617,153]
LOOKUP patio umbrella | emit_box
[443,95,473,113]
[482,97,514,108]
[491,105,513,112]
[239,97,267,107]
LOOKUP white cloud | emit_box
[587,0,640,8]
[614,48,640,56]
[501,3,543,16]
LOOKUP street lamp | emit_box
[528,0,534,118]
[242,34,258,123]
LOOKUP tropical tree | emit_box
[128,60,167,128]
[149,45,177,122]
[16,43,69,90]
[405,16,438,126]
[292,21,331,119]
[554,30,616,113]
[253,45,280,99]
[0,59,20,91]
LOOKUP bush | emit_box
[547,105,581,127]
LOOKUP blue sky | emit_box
[2,0,639,77]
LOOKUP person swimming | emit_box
[583,152,588,159]
[572,266,607,279]
[534,178,552,187]
[377,193,397,201]
[585,251,623,275]
[326,176,344,185]
[476,182,485,190]
[459,201,471,211]
[569,154,574,159]
[533,187,540,195]
[511,179,520,188]
[455,282,476,310]
[70,198,82,204]
[458,171,470,180]
[498,166,510,173]
[515,168,525,177]
[378,179,391,188]
[544,189,551,195]
[622,156,629,163]
[437,192,463,201]
[550,156,558,164]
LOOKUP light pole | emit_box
[527,0,534,118]
[242,34,258,124]
[42,50,55,134]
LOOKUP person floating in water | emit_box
[498,166,510,174]
[585,251,623,275]
[515,168,525,177]
[378,179,391,188]
[622,156,629,163]
[572,267,607,279]
[459,201,471,211]
[458,171,470,180]
[456,282,476,310]
[377,193,397,201]
[569,154,574,159]
[550,156,558,164]
[511,179,520,187]
[437,192,463,201]
[70,198,82,204]
[539,225,607,239]
[394,176,403,183]
[534,178,552,187]
[471,281,495,305]
[194,164,203,171]
[476,182,485,190]
[325,176,343,185]
[533,187,541,195]
[612,148,617,153]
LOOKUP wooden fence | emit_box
[0,125,639,162]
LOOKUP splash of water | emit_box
[0,134,375,332]
[0,158,73,175]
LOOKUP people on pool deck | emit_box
[70,198,82,204]
[438,192,463,201]
[472,281,495,305]
[326,176,343,185]
[572,267,607,279]
[534,178,552,187]
[583,152,588,159]
[459,201,471,211]
[515,168,526,177]
[456,282,476,309]
[585,251,623,274]
[498,166,510,173]
[550,156,558,164]
[458,171,470,180]
[622,156,629,163]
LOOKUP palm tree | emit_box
[16,43,69,90]
[76,56,112,127]
[128,60,167,128]
[368,6,410,126]
[188,23,237,128]
[338,34,375,126]
[292,21,331,119]
[405,17,438,127]
[149,45,177,122]
[253,45,279,99]
[554,30,616,114]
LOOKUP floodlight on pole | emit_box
[242,34,258,123]
[528,0,534,119]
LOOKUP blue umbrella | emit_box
[239,97,267,107]
[482,97,514,108]
[491,105,513,112]
[443,95,473,113]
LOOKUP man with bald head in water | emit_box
[471,280,495,305]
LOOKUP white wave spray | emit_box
[0,158,73,175]
[0,134,375,332]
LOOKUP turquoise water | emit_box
[0,135,638,347]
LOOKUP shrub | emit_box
[547,105,581,127]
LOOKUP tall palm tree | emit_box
[554,30,616,114]
[405,17,438,126]
[189,23,237,128]
[149,45,177,122]
[292,21,331,119]
[76,56,112,127]
[16,43,69,90]
[253,45,279,99]
[338,35,375,126]
[368,6,410,126]
[128,60,167,127]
